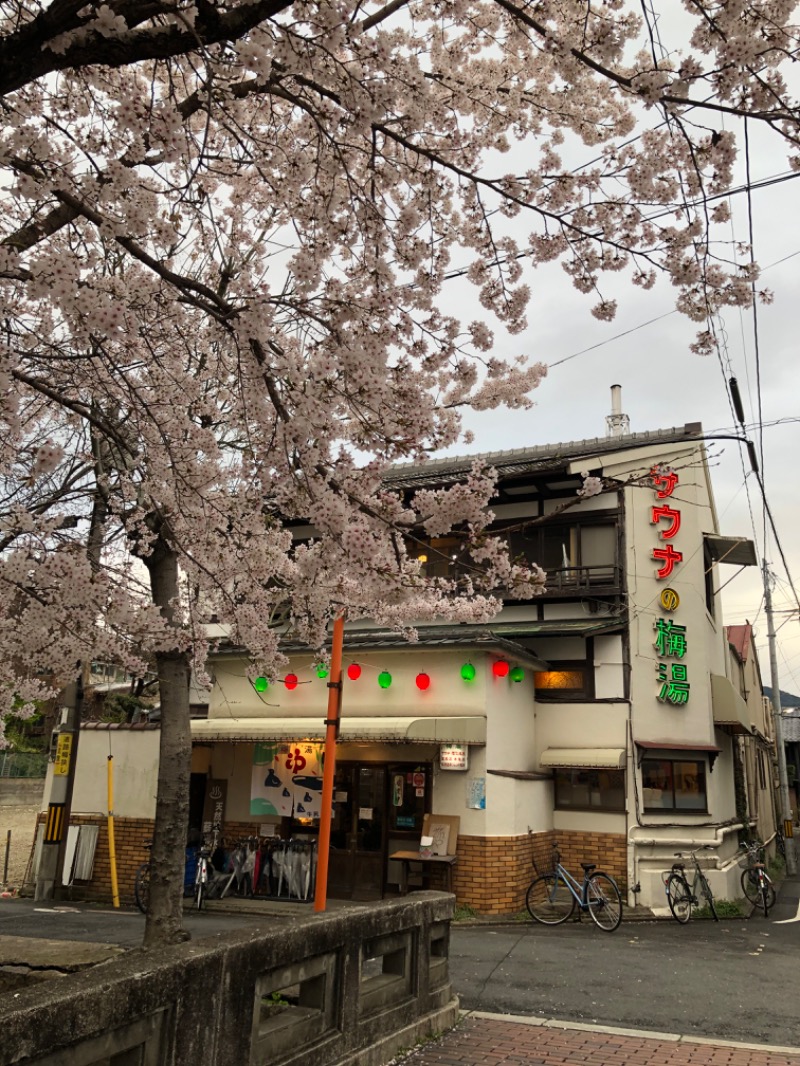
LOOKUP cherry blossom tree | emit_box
[1,0,798,944]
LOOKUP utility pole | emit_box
[35,670,83,899]
[763,560,796,874]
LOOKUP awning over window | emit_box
[634,740,722,770]
[540,747,626,769]
[711,673,753,735]
[703,534,757,566]
[191,716,486,745]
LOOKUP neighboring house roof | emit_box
[384,423,703,489]
[781,713,800,743]
[727,624,753,663]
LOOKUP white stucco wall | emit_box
[69,729,160,819]
[208,647,490,720]
[204,646,542,840]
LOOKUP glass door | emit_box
[327,764,387,900]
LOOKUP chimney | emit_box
[606,384,630,438]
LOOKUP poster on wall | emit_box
[250,742,324,819]
[466,776,486,810]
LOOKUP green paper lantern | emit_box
[253,676,269,692]
[378,670,392,689]
[316,664,329,678]
[460,662,476,682]
[510,666,525,683]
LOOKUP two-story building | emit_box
[32,401,775,912]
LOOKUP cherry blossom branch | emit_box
[492,0,800,127]
[0,0,295,97]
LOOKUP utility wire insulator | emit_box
[729,377,747,427]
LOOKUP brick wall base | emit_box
[451,830,628,915]
[32,816,627,916]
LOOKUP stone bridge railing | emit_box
[1,892,458,1066]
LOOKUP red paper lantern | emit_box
[415,672,431,690]
[347,663,362,681]
[492,659,510,678]
[284,673,298,690]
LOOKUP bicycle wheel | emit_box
[586,872,622,931]
[740,867,759,906]
[525,874,576,925]
[666,873,692,924]
[699,874,718,921]
[134,862,150,914]
[760,881,770,918]
[740,868,775,910]
[195,860,206,910]
[776,830,786,861]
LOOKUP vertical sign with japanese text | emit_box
[650,465,690,706]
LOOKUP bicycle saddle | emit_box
[580,862,596,873]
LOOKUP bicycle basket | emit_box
[738,844,765,869]
[531,842,559,876]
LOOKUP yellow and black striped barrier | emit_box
[43,802,66,844]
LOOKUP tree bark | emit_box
[142,532,192,947]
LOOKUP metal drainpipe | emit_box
[630,821,745,867]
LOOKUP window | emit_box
[534,661,593,701]
[757,749,767,791]
[409,536,468,579]
[703,542,716,620]
[554,768,625,811]
[507,521,617,580]
[642,759,707,812]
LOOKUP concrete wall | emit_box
[0,894,457,1066]
[0,779,45,807]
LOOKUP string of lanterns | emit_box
[252,658,527,692]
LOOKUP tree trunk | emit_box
[142,533,192,947]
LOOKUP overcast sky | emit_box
[433,103,800,701]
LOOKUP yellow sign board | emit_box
[53,733,73,776]
[784,819,794,839]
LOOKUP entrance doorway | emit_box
[326,761,431,900]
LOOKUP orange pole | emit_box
[314,614,344,911]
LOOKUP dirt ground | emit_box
[0,804,40,890]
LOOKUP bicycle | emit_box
[662,847,719,923]
[775,826,787,863]
[194,842,213,910]
[525,843,623,931]
[739,840,776,917]
[134,842,151,914]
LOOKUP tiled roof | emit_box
[384,423,703,489]
[210,617,625,666]
[727,624,752,663]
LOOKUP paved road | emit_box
[449,875,800,1049]
[4,878,800,1053]
[450,919,798,1047]
[0,897,261,948]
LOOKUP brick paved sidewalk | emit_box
[400,1014,800,1066]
